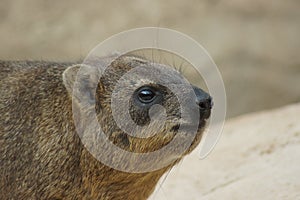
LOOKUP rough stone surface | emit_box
[150,103,300,200]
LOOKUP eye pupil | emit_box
[138,89,156,103]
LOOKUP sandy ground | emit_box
[150,103,300,200]
[0,0,299,117]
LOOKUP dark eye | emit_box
[137,87,157,104]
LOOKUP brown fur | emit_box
[0,57,208,199]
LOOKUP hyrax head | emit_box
[63,55,212,169]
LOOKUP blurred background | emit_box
[0,0,299,118]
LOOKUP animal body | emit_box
[0,56,212,199]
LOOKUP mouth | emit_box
[200,108,211,121]
[170,117,208,133]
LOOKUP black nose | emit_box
[192,86,213,119]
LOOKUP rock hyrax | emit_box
[0,55,212,199]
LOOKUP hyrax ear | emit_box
[63,64,100,105]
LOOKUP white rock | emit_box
[150,103,300,200]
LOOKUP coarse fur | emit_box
[0,56,210,199]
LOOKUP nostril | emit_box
[197,97,213,110]
[198,102,206,109]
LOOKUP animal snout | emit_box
[192,86,213,120]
